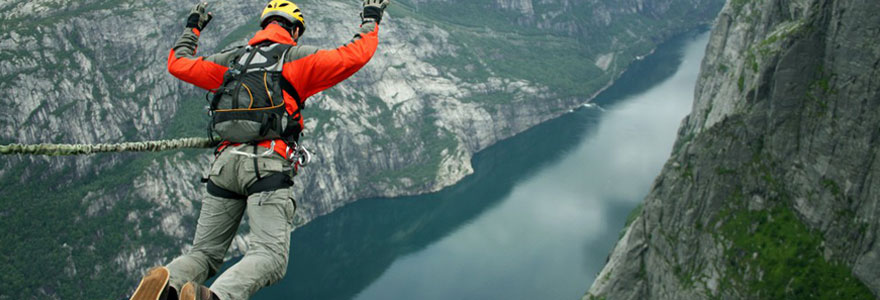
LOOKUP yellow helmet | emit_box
[261,0,306,34]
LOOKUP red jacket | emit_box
[167,22,380,157]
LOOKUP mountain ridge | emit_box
[588,0,880,298]
[0,0,722,298]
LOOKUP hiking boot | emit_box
[130,266,172,300]
[179,281,220,300]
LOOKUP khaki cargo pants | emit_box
[166,145,296,300]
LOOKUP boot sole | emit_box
[179,282,196,300]
[129,266,170,300]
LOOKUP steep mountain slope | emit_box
[588,0,880,298]
[0,0,722,298]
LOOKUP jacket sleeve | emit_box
[167,28,237,91]
[282,22,380,101]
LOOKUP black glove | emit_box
[361,0,390,25]
[186,2,213,31]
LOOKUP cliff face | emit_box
[588,0,880,298]
[0,0,722,298]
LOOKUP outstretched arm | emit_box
[282,0,390,100]
[166,2,236,91]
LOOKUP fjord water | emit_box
[253,31,710,299]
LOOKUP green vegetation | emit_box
[371,131,457,185]
[659,118,877,298]
[2,1,138,30]
[0,16,208,293]
[217,21,261,49]
[673,260,704,290]
[0,151,194,299]
[717,205,874,299]
[738,75,745,92]
[419,24,605,102]
[679,162,695,182]
[364,103,459,186]
[730,0,754,16]
[165,95,211,139]
[714,167,737,175]
[708,136,870,297]
[804,69,837,117]
[618,203,644,240]
[392,0,713,105]
[821,179,842,197]
[624,203,644,229]
[0,1,726,298]
[673,132,696,155]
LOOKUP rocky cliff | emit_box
[588,0,880,298]
[0,0,722,298]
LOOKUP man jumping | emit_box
[129,0,389,299]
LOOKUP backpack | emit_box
[209,43,303,145]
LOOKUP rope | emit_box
[0,138,218,156]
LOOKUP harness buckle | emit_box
[295,144,312,167]
[286,142,312,168]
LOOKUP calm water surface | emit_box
[245,31,710,300]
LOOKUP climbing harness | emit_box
[200,40,314,201]
[205,142,303,201]
[228,140,278,159]
[226,140,311,171]
[205,171,293,201]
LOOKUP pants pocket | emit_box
[209,152,232,178]
[251,189,296,228]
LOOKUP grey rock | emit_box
[589,0,880,298]
[0,0,722,298]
